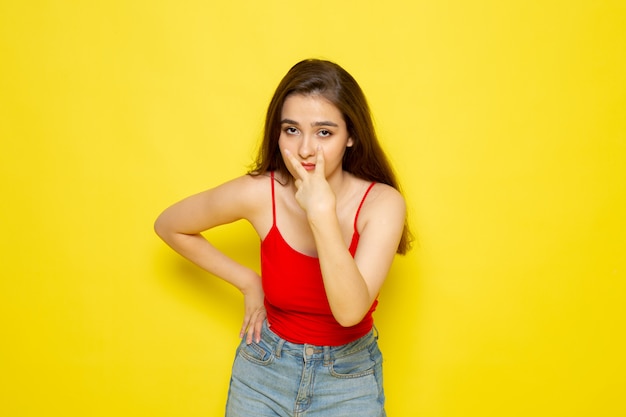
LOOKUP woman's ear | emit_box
[347,137,354,147]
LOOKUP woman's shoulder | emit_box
[219,171,272,191]
[356,177,404,204]
[358,180,406,220]
[353,180,406,250]
[191,172,273,225]
[198,172,272,210]
[215,173,271,200]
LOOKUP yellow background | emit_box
[1,1,625,416]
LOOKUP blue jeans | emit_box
[225,320,386,417]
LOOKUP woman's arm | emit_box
[284,149,406,326]
[311,186,405,326]
[154,175,267,342]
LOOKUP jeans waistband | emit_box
[260,320,378,362]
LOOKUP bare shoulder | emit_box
[351,181,406,273]
[221,172,270,195]
[221,173,274,235]
[366,183,406,212]
[206,173,271,214]
[356,182,406,230]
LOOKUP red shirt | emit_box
[261,172,377,346]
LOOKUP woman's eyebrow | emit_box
[280,118,339,127]
[312,121,339,127]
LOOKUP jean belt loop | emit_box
[275,339,285,358]
[323,346,331,366]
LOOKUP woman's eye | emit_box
[318,129,331,137]
[285,127,299,135]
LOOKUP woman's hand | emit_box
[240,282,266,344]
[283,146,335,218]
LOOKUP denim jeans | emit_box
[225,320,386,417]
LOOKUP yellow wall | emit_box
[1,1,625,416]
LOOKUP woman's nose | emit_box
[298,135,315,158]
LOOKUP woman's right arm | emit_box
[153,175,267,342]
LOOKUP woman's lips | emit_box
[301,163,316,171]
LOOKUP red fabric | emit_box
[261,172,377,346]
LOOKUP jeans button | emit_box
[305,347,314,356]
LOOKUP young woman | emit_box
[155,59,411,417]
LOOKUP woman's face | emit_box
[278,94,353,181]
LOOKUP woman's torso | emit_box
[239,170,379,345]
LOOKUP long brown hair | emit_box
[250,59,412,254]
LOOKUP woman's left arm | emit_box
[284,147,406,326]
[312,186,405,326]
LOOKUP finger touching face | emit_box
[282,148,307,181]
[314,145,325,176]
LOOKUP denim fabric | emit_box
[225,320,386,417]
